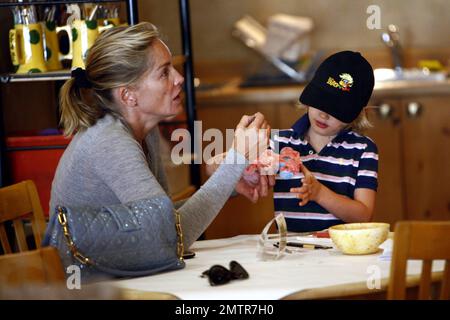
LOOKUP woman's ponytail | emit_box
[59,78,103,136]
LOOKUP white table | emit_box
[110,235,445,300]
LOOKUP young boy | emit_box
[272,51,378,232]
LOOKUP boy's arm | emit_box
[291,139,379,222]
[309,182,375,222]
[290,165,375,222]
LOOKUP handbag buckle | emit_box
[73,251,90,265]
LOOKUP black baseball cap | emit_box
[299,51,374,123]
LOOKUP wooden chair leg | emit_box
[419,260,432,299]
[441,261,450,300]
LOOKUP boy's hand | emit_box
[290,165,323,206]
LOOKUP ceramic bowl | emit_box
[329,222,390,255]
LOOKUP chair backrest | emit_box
[388,221,450,300]
[0,246,65,286]
[0,180,47,253]
[0,247,180,300]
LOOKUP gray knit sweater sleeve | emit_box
[50,115,247,249]
[179,150,247,247]
[144,129,247,247]
[93,132,247,248]
[93,132,246,247]
[144,126,247,247]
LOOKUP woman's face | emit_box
[133,39,184,121]
[307,106,348,137]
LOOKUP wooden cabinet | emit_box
[198,92,450,239]
[365,100,405,225]
[368,95,450,223]
[401,96,450,221]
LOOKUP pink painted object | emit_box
[242,147,302,185]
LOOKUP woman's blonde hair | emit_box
[297,103,373,134]
[59,22,160,136]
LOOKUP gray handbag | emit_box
[42,195,185,282]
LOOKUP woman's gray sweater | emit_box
[50,114,247,247]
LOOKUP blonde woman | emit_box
[51,22,269,248]
[272,51,378,232]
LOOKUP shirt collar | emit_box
[291,113,352,143]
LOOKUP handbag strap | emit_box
[57,206,91,265]
[56,205,185,266]
[174,207,185,263]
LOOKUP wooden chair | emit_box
[0,247,179,299]
[388,221,450,299]
[118,288,180,300]
[0,180,47,254]
[0,246,65,286]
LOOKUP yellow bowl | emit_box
[329,222,390,255]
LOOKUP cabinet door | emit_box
[401,96,450,221]
[366,100,405,225]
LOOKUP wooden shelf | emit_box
[1,54,186,84]
[0,71,71,84]
[0,0,124,8]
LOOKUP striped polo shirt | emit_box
[272,114,379,232]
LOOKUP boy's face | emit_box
[307,106,348,136]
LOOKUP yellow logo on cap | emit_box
[327,73,353,92]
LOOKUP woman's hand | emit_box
[232,112,270,163]
[290,165,323,206]
[207,113,273,203]
[235,174,276,203]
[206,153,275,203]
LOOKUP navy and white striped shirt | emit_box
[272,114,379,232]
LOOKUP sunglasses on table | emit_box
[201,260,249,286]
